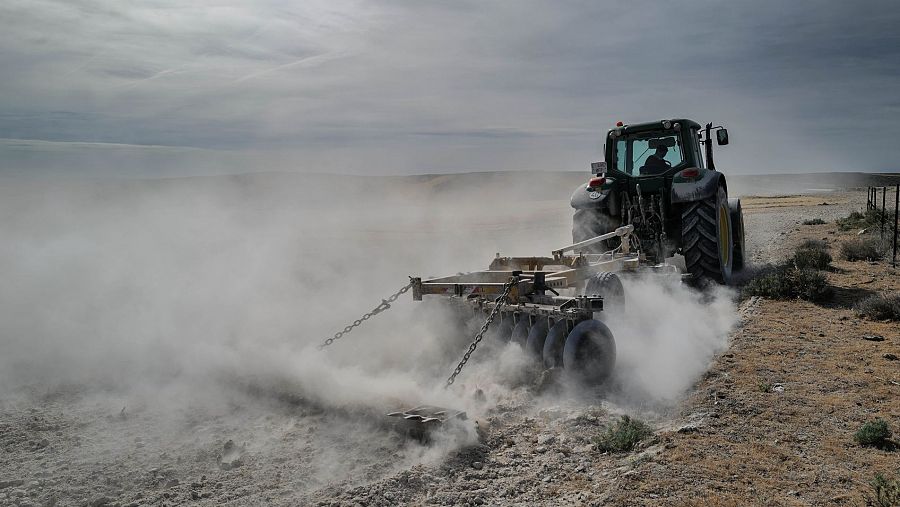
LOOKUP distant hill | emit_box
[1,171,897,210]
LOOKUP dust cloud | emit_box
[0,172,737,489]
[604,276,737,407]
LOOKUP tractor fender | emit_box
[670,168,725,204]
[570,184,619,213]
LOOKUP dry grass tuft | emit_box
[840,237,886,261]
[855,294,900,321]
[594,415,653,453]
[870,474,900,507]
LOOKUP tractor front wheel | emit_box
[681,186,734,284]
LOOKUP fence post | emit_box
[882,187,887,239]
[893,184,898,269]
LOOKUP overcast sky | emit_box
[1,0,899,177]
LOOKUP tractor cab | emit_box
[573,118,743,285]
[599,119,729,179]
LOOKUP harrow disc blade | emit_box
[492,312,514,342]
[511,317,531,346]
[525,318,550,359]
[562,319,616,383]
[542,319,571,368]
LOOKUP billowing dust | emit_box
[0,173,737,492]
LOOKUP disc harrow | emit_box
[411,224,679,385]
[319,225,683,437]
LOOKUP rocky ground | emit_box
[2,187,898,506]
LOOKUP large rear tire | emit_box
[681,186,734,284]
[728,198,745,272]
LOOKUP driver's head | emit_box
[655,145,668,157]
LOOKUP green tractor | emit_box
[571,119,745,284]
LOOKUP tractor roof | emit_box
[611,118,702,135]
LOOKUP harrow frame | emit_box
[411,225,653,322]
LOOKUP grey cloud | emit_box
[0,0,898,177]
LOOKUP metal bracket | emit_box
[553,224,634,258]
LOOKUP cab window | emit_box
[614,132,685,176]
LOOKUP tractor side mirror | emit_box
[591,161,607,174]
[716,129,729,146]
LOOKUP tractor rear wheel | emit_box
[681,186,734,284]
[728,198,746,272]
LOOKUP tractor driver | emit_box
[640,145,671,175]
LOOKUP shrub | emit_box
[789,268,833,301]
[871,474,900,507]
[840,238,885,261]
[837,210,881,231]
[799,239,829,251]
[854,419,892,449]
[741,266,788,299]
[855,294,900,321]
[594,415,653,453]
[802,218,827,225]
[792,247,832,270]
[741,265,832,302]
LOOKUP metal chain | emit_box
[444,276,518,388]
[318,278,414,350]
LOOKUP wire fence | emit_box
[866,185,899,268]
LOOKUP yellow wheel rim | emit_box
[719,204,730,267]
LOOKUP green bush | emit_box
[594,415,654,453]
[742,265,832,302]
[790,268,832,301]
[802,218,827,225]
[855,294,900,321]
[871,474,900,507]
[854,419,892,449]
[792,247,832,270]
[840,238,885,261]
[742,268,788,299]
